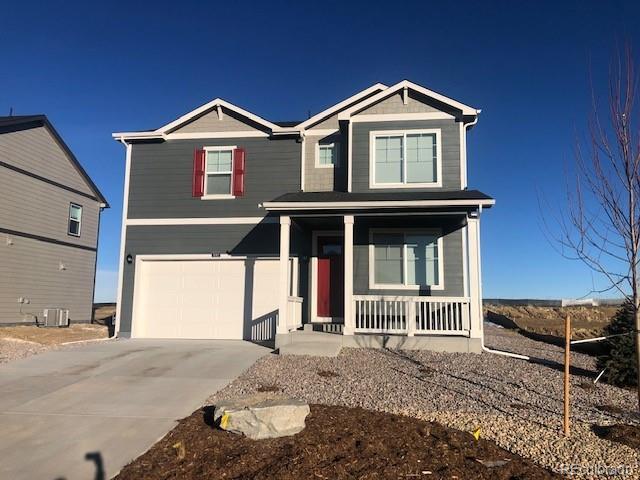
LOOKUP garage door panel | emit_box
[133,258,280,340]
[144,306,180,338]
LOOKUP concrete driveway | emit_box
[0,339,270,480]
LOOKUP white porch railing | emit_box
[286,296,303,331]
[353,295,470,336]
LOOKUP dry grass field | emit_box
[484,304,618,340]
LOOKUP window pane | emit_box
[206,150,232,173]
[406,234,439,286]
[373,233,403,284]
[319,145,335,165]
[406,133,436,183]
[69,219,80,236]
[206,174,231,195]
[70,205,82,221]
[218,150,232,171]
[375,136,403,183]
[206,151,219,171]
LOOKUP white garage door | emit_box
[132,257,280,339]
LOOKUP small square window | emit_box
[318,143,338,167]
[68,204,82,237]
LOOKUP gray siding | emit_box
[127,137,300,218]
[351,119,461,192]
[0,126,94,195]
[0,166,100,249]
[353,217,465,297]
[119,222,307,333]
[0,125,102,325]
[0,235,96,324]
[304,133,341,192]
[356,91,441,115]
[170,106,269,134]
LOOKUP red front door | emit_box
[317,236,344,318]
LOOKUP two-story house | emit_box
[112,80,494,352]
[0,115,108,325]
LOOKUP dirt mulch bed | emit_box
[0,324,108,346]
[592,424,640,450]
[116,404,560,480]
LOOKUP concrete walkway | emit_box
[0,339,270,480]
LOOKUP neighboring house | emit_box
[0,115,108,325]
[113,80,494,352]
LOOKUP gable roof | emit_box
[156,98,286,134]
[112,79,479,141]
[296,82,388,130]
[0,115,109,207]
[337,80,479,119]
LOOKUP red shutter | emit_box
[233,148,246,197]
[192,148,205,197]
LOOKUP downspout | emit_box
[482,337,530,360]
[113,136,132,339]
[462,116,529,361]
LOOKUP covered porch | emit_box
[264,190,493,352]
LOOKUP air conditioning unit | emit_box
[42,308,70,327]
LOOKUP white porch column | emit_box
[278,215,291,334]
[467,214,483,338]
[343,215,355,335]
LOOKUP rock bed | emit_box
[0,338,49,363]
[209,324,639,479]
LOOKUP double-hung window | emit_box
[370,229,442,289]
[371,130,441,187]
[68,203,82,237]
[204,147,234,197]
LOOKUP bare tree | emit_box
[543,45,640,407]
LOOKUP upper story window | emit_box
[205,146,235,198]
[369,229,443,290]
[68,203,82,237]
[317,142,339,168]
[370,129,441,188]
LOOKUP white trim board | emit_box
[115,140,132,337]
[297,83,388,130]
[126,217,278,226]
[337,80,479,119]
[263,199,496,211]
[304,128,339,136]
[157,98,283,134]
[352,112,455,123]
[112,130,270,141]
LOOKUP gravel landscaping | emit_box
[209,323,639,479]
[0,338,49,363]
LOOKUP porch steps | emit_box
[278,330,343,357]
[303,323,344,335]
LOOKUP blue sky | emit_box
[1,0,639,301]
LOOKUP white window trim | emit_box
[369,129,442,189]
[68,203,82,237]
[202,145,236,200]
[315,142,340,169]
[368,228,444,291]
